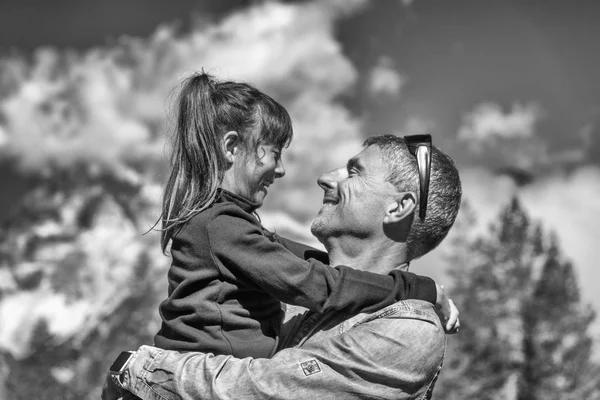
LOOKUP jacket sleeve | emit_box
[122,308,445,400]
[208,209,436,314]
[270,234,330,264]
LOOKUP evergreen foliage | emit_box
[438,197,600,400]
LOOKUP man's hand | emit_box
[434,283,460,334]
[101,372,124,400]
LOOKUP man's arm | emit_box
[111,302,446,400]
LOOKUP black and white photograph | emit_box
[0,1,598,399]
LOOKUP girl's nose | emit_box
[275,159,286,179]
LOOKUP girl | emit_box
[153,72,439,359]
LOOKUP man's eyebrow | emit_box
[346,157,363,171]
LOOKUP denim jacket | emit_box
[121,299,446,400]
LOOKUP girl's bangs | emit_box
[258,101,293,149]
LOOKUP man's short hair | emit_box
[363,135,462,260]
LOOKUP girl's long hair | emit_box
[160,72,293,253]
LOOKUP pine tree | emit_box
[520,235,599,399]
[437,197,600,400]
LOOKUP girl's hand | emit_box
[434,283,460,334]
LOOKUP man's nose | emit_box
[317,168,341,191]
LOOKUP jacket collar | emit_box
[217,188,261,213]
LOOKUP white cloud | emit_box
[0,47,156,179]
[368,57,406,97]
[458,102,542,142]
[456,102,551,169]
[0,125,7,148]
[456,103,591,171]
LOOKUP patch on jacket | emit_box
[300,359,321,376]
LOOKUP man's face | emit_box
[311,145,400,242]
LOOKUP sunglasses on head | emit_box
[404,134,432,220]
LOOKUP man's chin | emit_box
[310,216,330,241]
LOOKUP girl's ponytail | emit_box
[160,72,226,253]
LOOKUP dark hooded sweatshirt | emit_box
[154,189,436,358]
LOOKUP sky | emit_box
[1,0,599,340]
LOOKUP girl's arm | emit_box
[268,233,329,264]
[208,210,436,315]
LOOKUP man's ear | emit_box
[222,131,240,164]
[383,192,416,225]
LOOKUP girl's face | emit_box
[233,143,286,206]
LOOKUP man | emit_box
[105,134,462,400]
